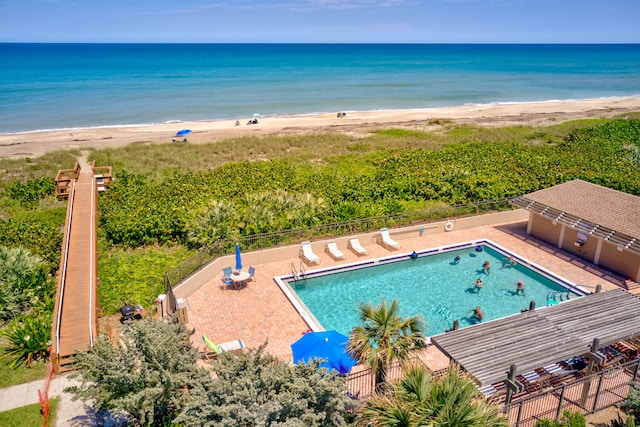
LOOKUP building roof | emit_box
[431,289,640,386]
[511,180,640,254]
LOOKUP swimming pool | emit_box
[276,240,585,336]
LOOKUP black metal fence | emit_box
[505,359,640,426]
[345,356,436,400]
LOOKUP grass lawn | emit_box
[0,398,58,427]
[0,341,48,388]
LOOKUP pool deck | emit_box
[181,213,627,371]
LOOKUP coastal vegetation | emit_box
[67,317,356,426]
[0,118,639,353]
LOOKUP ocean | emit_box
[1,43,639,134]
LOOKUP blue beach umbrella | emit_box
[291,330,357,375]
[176,129,192,137]
[235,243,243,271]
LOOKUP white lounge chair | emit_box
[348,238,368,256]
[300,241,321,265]
[325,242,346,260]
[379,227,401,250]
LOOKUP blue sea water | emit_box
[1,43,639,133]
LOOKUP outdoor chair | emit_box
[247,266,256,281]
[325,242,346,260]
[220,275,235,290]
[348,238,368,256]
[300,241,321,265]
[378,227,401,250]
[201,334,245,359]
[222,266,233,278]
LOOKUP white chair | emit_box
[348,238,368,256]
[325,242,346,260]
[300,241,321,265]
[379,227,401,250]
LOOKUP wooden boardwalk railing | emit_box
[51,162,111,372]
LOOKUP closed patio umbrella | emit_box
[235,243,243,271]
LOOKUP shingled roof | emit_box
[511,180,640,254]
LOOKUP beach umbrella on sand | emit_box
[235,243,243,271]
[291,330,357,375]
[176,129,192,137]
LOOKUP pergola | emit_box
[431,289,640,387]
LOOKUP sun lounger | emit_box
[348,238,368,256]
[325,242,346,260]
[300,241,321,265]
[378,227,401,250]
[201,334,245,359]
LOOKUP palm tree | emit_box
[357,364,508,427]
[347,299,426,390]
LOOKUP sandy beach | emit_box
[1,96,639,159]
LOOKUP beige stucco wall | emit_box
[599,241,640,281]
[529,214,562,245]
[173,209,529,299]
[527,212,640,282]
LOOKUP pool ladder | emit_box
[547,290,572,304]
[291,262,308,288]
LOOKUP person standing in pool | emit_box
[515,279,526,296]
[482,260,491,275]
[454,254,461,264]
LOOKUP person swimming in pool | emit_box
[468,306,484,321]
[473,278,483,293]
[482,260,491,275]
[502,256,517,268]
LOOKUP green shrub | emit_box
[2,312,52,368]
[0,246,55,325]
[535,410,585,427]
[6,177,55,208]
[97,244,194,314]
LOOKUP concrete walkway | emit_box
[0,375,78,412]
[0,375,128,426]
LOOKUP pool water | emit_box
[291,245,578,336]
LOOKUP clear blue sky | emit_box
[1,0,639,43]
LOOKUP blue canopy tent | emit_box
[291,330,357,375]
[235,243,243,271]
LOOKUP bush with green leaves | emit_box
[2,311,52,368]
[535,410,585,427]
[187,189,328,247]
[66,317,205,427]
[6,177,55,208]
[0,245,54,325]
[66,317,355,426]
[175,343,357,427]
[619,381,640,423]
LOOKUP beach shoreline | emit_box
[1,96,639,159]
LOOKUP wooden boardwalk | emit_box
[51,162,111,372]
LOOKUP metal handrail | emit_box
[88,176,96,347]
[55,179,76,356]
